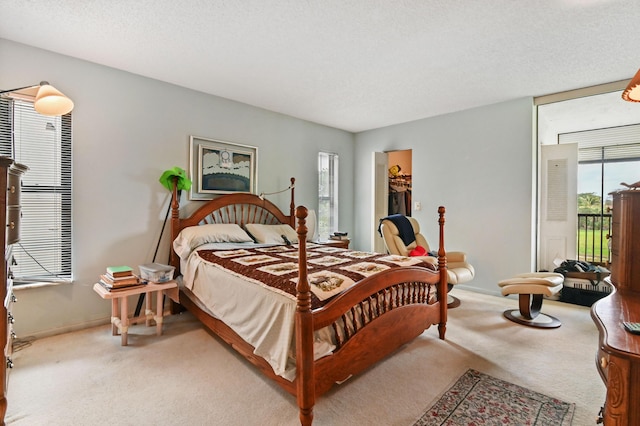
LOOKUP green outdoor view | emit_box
[577,192,611,264]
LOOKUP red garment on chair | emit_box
[409,246,427,257]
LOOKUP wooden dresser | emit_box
[591,189,640,425]
[0,157,27,425]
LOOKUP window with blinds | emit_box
[560,123,640,164]
[0,98,72,283]
[560,123,640,207]
[318,152,338,241]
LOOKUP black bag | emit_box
[554,260,610,286]
[554,260,593,274]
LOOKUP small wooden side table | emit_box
[93,281,179,346]
[319,239,350,249]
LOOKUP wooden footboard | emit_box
[312,268,445,395]
[293,206,448,426]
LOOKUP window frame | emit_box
[0,97,73,284]
[318,151,339,241]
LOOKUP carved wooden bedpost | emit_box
[295,206,314,426]
[437,206,448,340]
[289,177,296,227]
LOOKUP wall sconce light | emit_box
[622,69,640,102]
[0,81,74,116]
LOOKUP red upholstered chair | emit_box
[379,215,475,307]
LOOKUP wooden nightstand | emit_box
[319,239,350,249]
[93,281,179,346]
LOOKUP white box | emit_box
[138,263,175,283]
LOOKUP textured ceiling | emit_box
[1,0,639,132]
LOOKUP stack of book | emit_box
[329,231,349,241]
[99,265,145,291]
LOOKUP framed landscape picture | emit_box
[189,136,258,200]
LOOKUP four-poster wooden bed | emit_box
[168,177,448,425]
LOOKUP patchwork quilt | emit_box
[196,243,437,309]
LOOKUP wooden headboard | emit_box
[169,177,296,270]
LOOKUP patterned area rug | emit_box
[413,369,575,426]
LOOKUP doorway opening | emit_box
[387,150,412,216]
[536,89,640,271]
[372,149,412,253]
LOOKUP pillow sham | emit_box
[173,223,254,258]
[244,223,299,244]
[305,209,317,242]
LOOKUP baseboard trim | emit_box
[15,317,111,341]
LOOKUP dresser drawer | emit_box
[4,275,12,309]
[6,206,20,245]
[6,169,20,206]
[5,321,14,375]
[5,318,14,359]
[597,348,608,383]
[4,278,16,376]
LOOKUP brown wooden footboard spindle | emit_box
[295,206,314,426]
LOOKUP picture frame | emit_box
[189,136,258,200]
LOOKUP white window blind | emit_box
[0,98,72,283]
[318,152,338,240]
[560,124,640,163]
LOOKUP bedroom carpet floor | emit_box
[5,288,604,425]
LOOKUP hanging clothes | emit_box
[389,187,407,215]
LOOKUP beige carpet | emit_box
[5,289,605,425]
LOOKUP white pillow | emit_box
[244,223,299,244]
[305,209,318,242]
[173,223,253,258]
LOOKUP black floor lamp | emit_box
[134,167,191,316]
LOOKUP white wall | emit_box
[0,39,354,338]
[353,98,536,296]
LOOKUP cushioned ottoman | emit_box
[498,272,564,329]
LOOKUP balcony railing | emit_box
[577,213,612,265]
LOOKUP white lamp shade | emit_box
[305,209,318,242]
[34,84,74,116]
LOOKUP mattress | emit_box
[179,242,335,381]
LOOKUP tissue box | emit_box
[138,263,175,283]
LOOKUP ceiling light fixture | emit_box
[0,81,74,116]
[622,69,640,102]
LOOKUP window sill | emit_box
[13,280,73,290]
